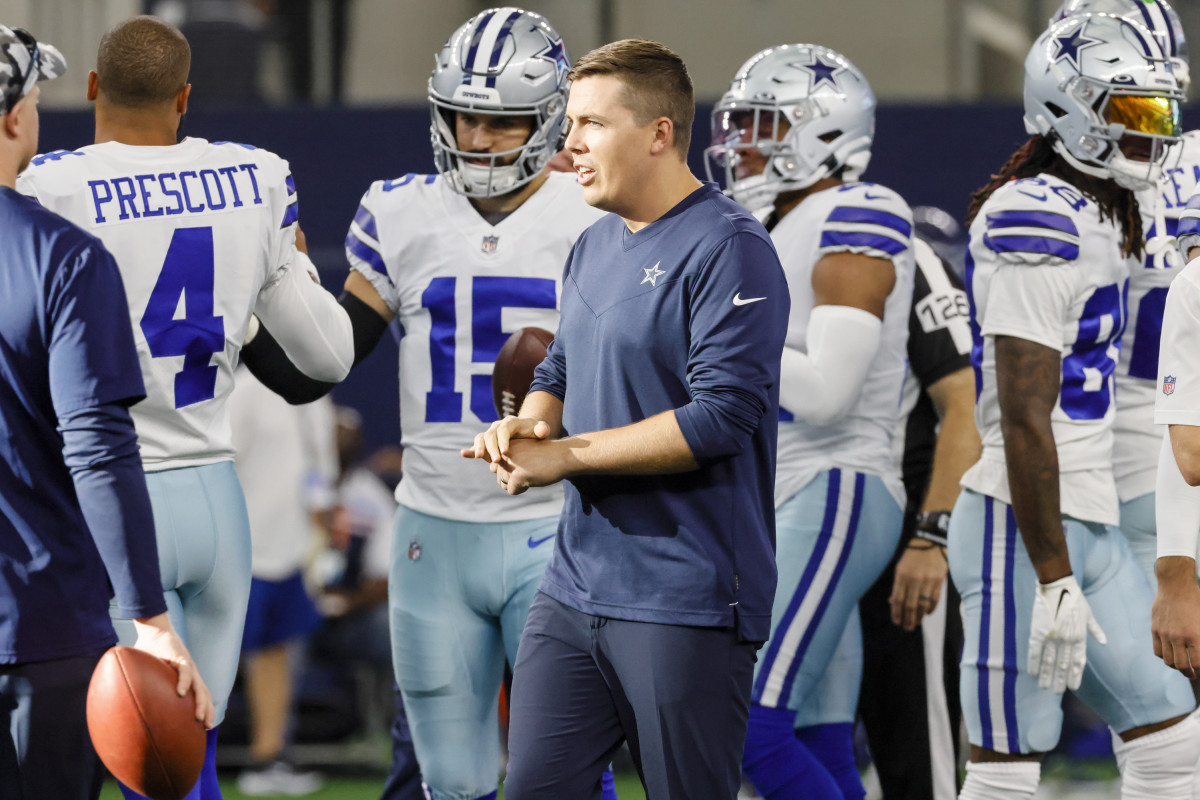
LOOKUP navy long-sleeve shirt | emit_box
[0,186,163,663]
[530,183,789,642]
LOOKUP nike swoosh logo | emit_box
[733,293,766,306]
[527,534,555,548]
[863,192,887,200]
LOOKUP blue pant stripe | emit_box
[1003,506,1020,754]
[978,496,995,751]
[776,472,864,703]
[753,469,842,701]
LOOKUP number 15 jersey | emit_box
[18,138,302,471]
[962,173,1129,526]
[346,172,604,522]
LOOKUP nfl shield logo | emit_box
[1164,375,1177,396]
[481,235,499,255]
[408,541,422,561]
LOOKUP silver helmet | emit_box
[428,7,571,198]
[704,44,876,212]
[1051,0,1188,93]
[1024,12,1183,191]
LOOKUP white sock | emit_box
[958,760,1040,800]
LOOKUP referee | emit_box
[857,227,980,800]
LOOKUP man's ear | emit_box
[176,84,191,115]
[87,70,99,102]
[5,95,29,139]
[649,116,674,156]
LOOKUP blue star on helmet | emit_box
[803,54,844,89]
[1051,23,1102,71]
[533,29,570,83]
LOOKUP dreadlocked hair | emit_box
[966,134,1143,260]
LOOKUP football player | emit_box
[239,9,609,799]
[1052,0,1198,588]
[16,16,353,800]
[705,45,916,800]
[951,12,1197,799]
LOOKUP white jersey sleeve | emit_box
[962,174,1126,525]
[16,138,327,470]
[1155,257,1200,426]
[343,172,606,523]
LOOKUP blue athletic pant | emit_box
[504,592,757,800]
[0,651,106,800]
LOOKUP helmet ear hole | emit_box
[1044,102,1069,119]
[818,130,842,143]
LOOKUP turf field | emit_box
[100,772,650,799]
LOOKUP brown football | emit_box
[87,646,205,800]
[492,327,555,419]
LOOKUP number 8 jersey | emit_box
[962,173,1129,526]
[345,171,604,522]
[18,138,304,471]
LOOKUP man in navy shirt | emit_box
[0,25,211,799]
[466,39,789,799]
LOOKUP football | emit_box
[492,327,555,418]
[87,646,205,800]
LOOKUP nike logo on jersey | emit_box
[527,534,555,548]
[863,191,887,200]
[733,293,766,306]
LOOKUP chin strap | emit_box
[1145,198,1183,270]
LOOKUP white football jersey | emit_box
[17,138,300,471]
[962,173,1128,525]
[1115,131,1200,501]
[771,181,915,508]
[346,172,604,522]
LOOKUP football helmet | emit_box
[704,44,876,211]
[428,7,571,198]
[1051,0,1188,92]
[1025,12,1183,191]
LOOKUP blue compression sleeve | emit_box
[60,401,165,620]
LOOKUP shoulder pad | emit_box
[980,182,1081,265]
[819,183,913,259]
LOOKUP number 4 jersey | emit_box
[18,138,302,471]
[346,172,604,522]
[963,173,1129,526]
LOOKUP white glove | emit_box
[1028,574,1107,693]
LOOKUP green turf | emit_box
[100,773,649,799]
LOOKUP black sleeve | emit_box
[907,243,973,390]
[240,291,390,405]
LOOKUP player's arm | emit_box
[778,251,895,427]
[891,366,979,630]
[241,271,392,404]
[1152,432,1200,676]
[50,242,213,726]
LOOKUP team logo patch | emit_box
[408,540,422,561]
[641,261,665,286]
[481,235,499,255]
[1164,375,1177,396]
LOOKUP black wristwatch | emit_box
[913,510,951,547]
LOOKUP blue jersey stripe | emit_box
[1002,506,1020,754]
[983,234,1079,260]
[978,496,996,752]
[485,11,522,88]
[353,205,378,240]
[826,206,913,237]
[1178,217,1200,239]
[985,209,1078,236]
[820,230,906,255]
[345,231,388,277]
[285,174,296,197]
[465,10,496,78]
[280,200,299,229]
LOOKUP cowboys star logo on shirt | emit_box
[481,235,499,255]
[1164,375,1177,396]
